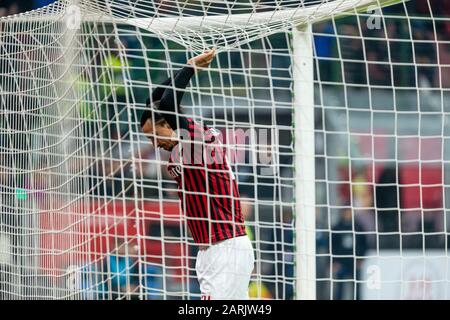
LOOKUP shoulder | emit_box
[194,119,220,136]
[184,118,220,143]
[184,118,204,134]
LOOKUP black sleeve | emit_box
[158,66,195,130]
[149,69,181,103]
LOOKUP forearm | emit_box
[159,66,195,110]
[149,69,181,103]
[158,66,195,129]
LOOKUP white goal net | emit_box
[0,0,448,300]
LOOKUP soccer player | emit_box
[140,49,254,300]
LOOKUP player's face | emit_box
[142,120,177,151]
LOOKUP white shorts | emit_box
[196,235,255,300]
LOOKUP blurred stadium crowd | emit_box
[0,0,55,16]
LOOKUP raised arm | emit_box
[147,69,180,106]
[158,49,216,130]
[158,66,194,130]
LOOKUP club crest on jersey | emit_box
[168,165,182,178]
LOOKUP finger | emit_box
[201,56,213,64]
[201,50,213,57]
[196,55,210,64]
[203,49,215,57]
[199,57,212,65]
[200,53,214,64]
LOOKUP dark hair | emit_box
[140,99,165,127]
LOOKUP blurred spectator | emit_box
[272,207,294,299]
[240,196,276,300]
[65,262,106,300]
[331,208,368,300]
[339,24,366,85]
[240,194,255,241]
[249,281,273,299]
[0,1,33,17]
[414,27,437,88]
[438,43,450,88]
[375,166,400,248]
[367,51,390,86]
[97,39,129,132]
[314,21,336,82]
[142,263,165,300]
[105,238,140,300]
[352,177,377,249]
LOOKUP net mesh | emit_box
[0,0,449,300]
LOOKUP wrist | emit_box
[186,62,200,73]
[187,60,197,68]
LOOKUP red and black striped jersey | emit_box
[167,118,246,244]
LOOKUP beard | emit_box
[164,144,174,152]
[160,141,176,152]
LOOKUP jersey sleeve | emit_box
[158,66,195,131]
[149,69,180,103]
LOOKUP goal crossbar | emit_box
[2,0,406,33]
